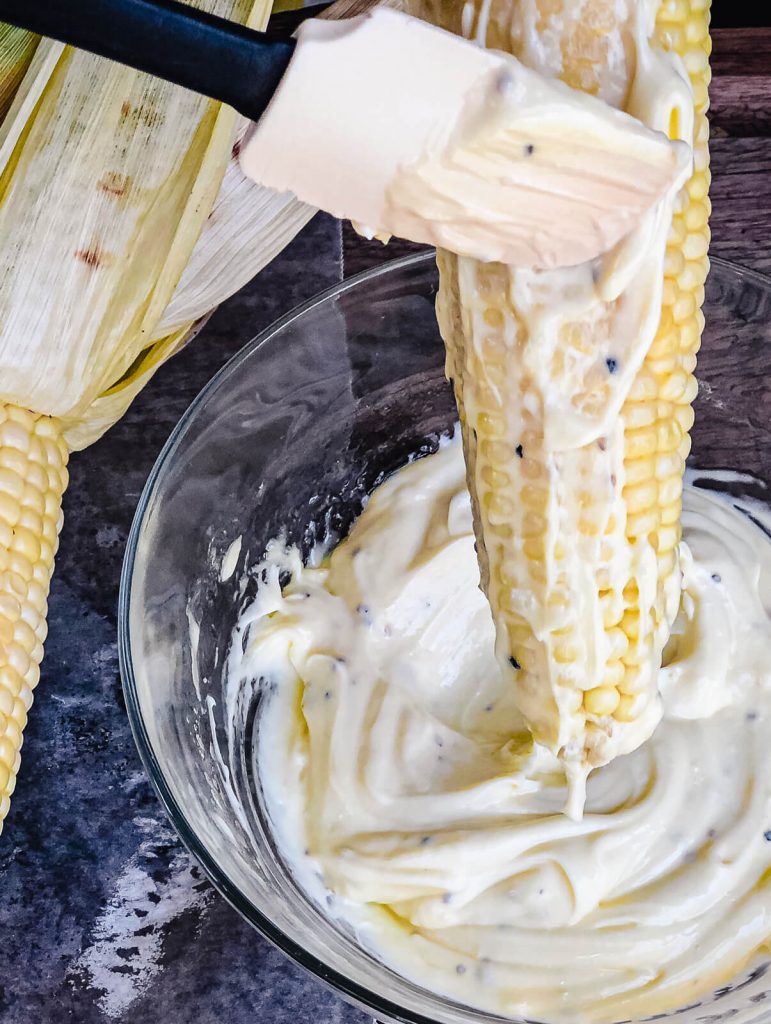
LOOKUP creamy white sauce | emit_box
[219,536,242,583]
[226,439,771,1023]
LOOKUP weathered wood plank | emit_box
[710,29,771,137]
[710,138,771,275]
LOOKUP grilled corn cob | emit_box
[418,0,711,803]
[0,0,313,834]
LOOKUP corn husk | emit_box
[0,1,314,450]
[0,2,319,835]
[0,25,38,119]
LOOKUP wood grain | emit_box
[710,28,771,137]
[710,138,771,275]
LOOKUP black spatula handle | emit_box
[0,0,295,122]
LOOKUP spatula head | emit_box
[241,8,689,268]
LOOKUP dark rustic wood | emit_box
[711,27,771,76]
[710,29,771,137]
[710,77,771,137]
[710,138,771,275]
[342,227,428,278]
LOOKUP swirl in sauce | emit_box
[228,437,771,1023]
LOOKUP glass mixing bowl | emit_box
[119,252,771,1024]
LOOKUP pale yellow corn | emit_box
[429,0,711,774]
[0,404,68,832]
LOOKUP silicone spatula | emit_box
[0,0,690,267]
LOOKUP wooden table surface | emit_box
[342,27,771,279]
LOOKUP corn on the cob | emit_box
[417,0,711,801]
[0,0,313,834]
[0,408,68,822]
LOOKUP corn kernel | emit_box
[623,479,658,515]
[603,660,625,688]
[600,592,624,628]
[607,627,630,660]
[659,475,683,506]
[584,686,620,716]
[615,692,647,723]
[0,406,68,831]
[626,507,659,540]
[626,426,658,459]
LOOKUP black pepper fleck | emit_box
[606,357,619,374]
[764,831,771,842]
[711,573,722,583]
[597,437,607,451]
[324,690,332,700]
[420,836,432,846]
[485,703,494,712]
[509,656,521,670]
[515,444,524,458]
[442,892,453,904]
[356,604,372,624]
[524,144,535,156]
[747,710,758,722]
[456,964,467,975]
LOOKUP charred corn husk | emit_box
[0,0,312,833]
[413,0,711,804]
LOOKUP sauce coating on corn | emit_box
[432,0,710,808]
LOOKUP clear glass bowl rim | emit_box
[117,251,771,1024]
